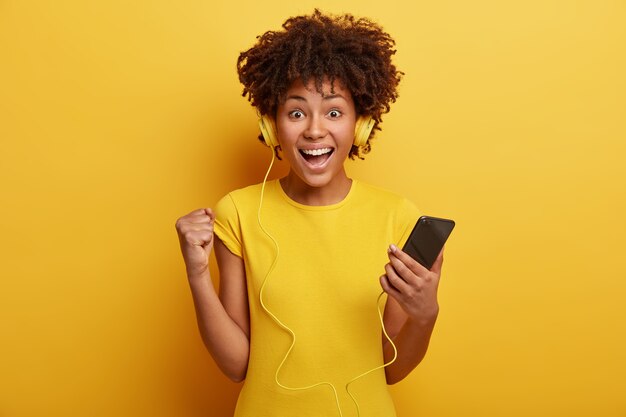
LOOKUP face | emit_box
[275,78,357,191]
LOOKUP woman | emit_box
[175,10,444,417]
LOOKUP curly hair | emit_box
[237,9,403,159]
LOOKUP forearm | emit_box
[187,271,250,382]
[383,315,437,385]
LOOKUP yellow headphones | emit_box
[258,114,374,150]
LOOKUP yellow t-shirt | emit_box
[214,179,420,417]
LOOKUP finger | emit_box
[380,274,402,300]
[185,214,214,224]
[431,246,445,274]
[185,223,214,233]
[387,253,421,284]
[384,262,411,293]
[184,208,214,222]
[176,209,214,228]
[185,230,213,247]
[187,208,208,217]
[178,218,214,232]
[388,244,429,276]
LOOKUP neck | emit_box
[280,170,352,206]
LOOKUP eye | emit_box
[289,110,304,119]
[328,109,342,118]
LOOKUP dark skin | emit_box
[380,244,443,384]
[176,215,443,384]
[237,10,402,160]
[175,79,444,383]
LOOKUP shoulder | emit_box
[213,182,271,256]
[351,181,421,245]
[216,181,268,208]
[224,182,265,200]
[214,180,282,223]
[356,181,404,199]
[353,180,418,211]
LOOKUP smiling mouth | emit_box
[299,147,334,166]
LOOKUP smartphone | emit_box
[402,216,455,269]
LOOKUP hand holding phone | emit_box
[402,216,455,269]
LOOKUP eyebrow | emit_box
[285,93,347,102]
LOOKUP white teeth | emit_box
[301,148,332,156]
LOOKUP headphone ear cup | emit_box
[354,116,374,148]
[258,115,279,149]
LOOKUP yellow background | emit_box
[1,0,625,416]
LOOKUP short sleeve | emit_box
[395,198,421,248]
[213,193,243,257]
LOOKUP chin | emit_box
[298,173,336,189]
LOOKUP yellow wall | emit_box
[1,1,624,416]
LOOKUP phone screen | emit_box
[402,216,455,269]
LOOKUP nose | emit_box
[303,115,327,140]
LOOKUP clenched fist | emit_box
[175,208,215,277]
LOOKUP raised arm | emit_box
[379,244,443,384]
[175,208,250,382]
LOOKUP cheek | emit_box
[276,125,298,145]
[336,128,356,148]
